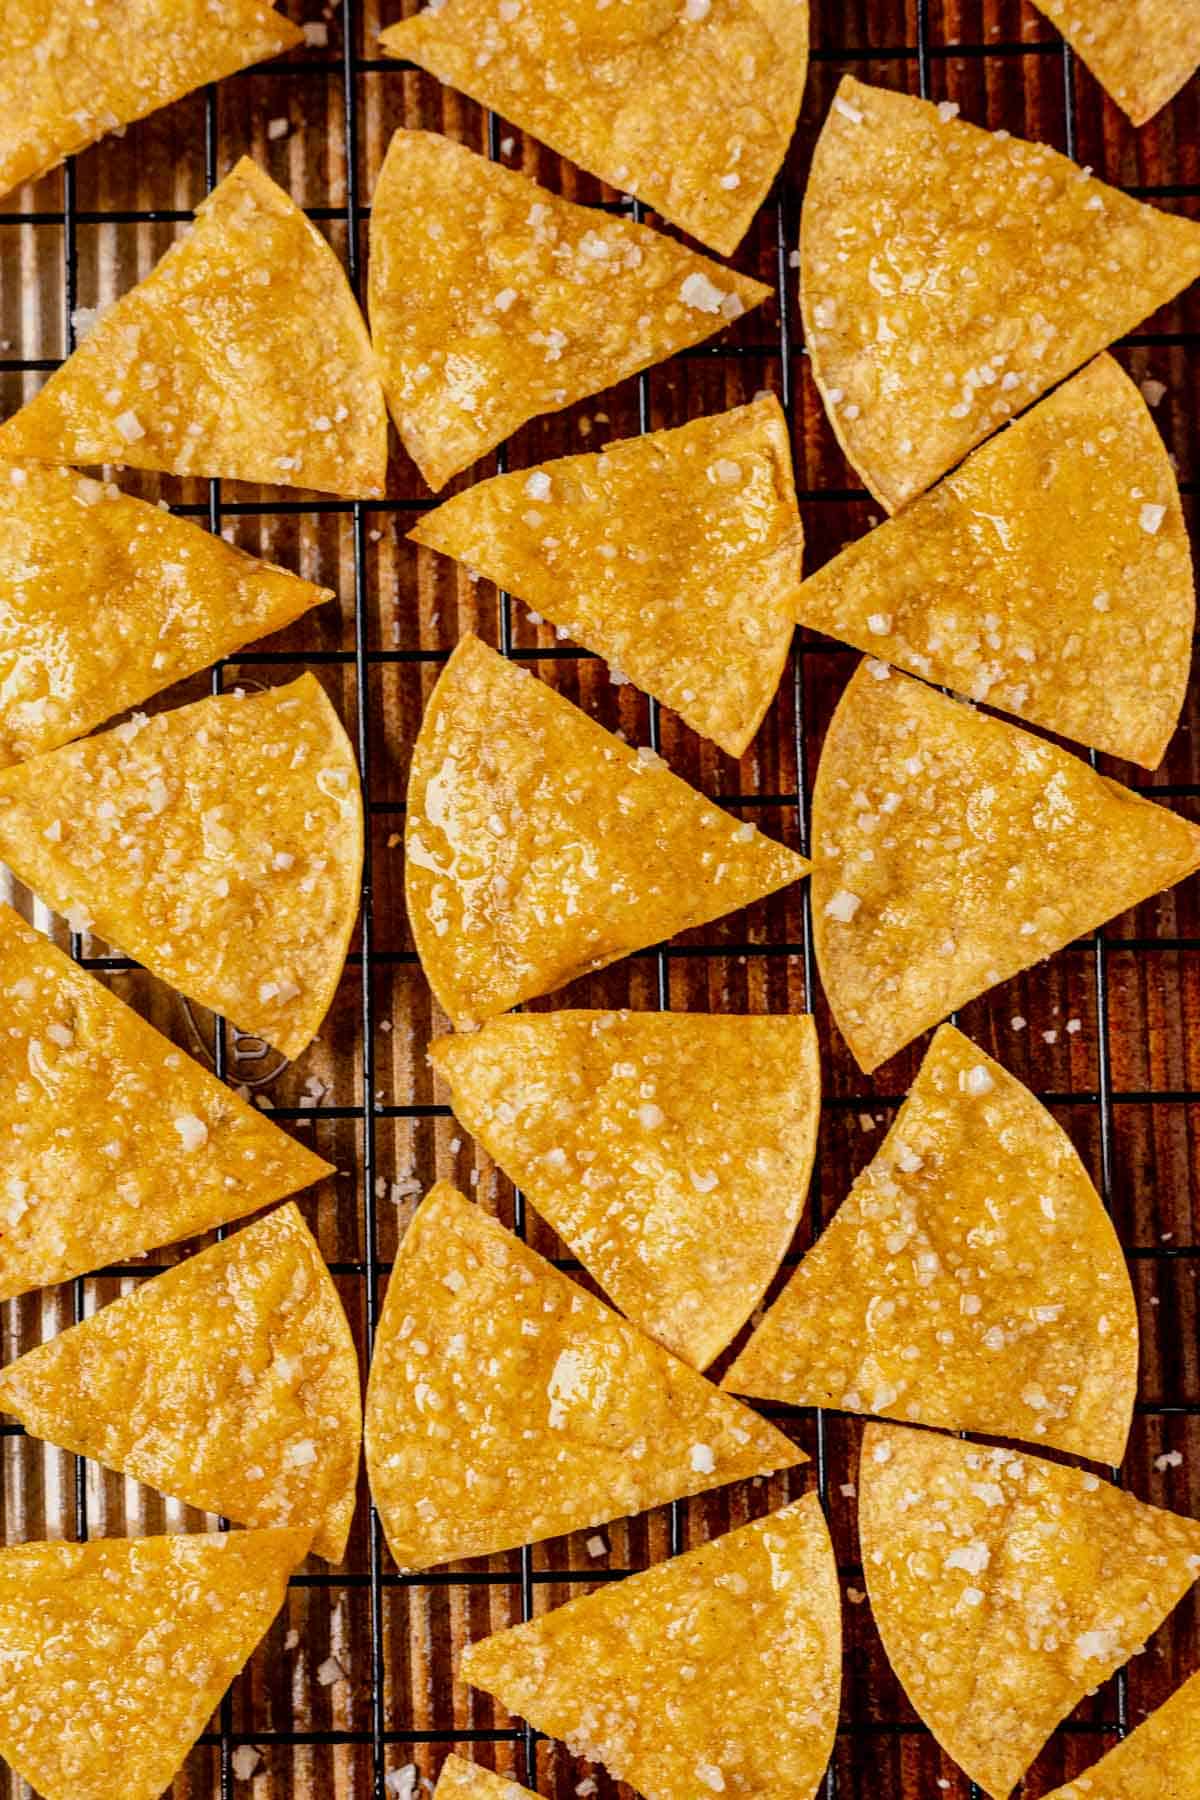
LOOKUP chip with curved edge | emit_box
[461,1493,841,1800]
[801,77,1200,513]
[0,159,388,498]
[0,674,363,1059]
[410,396,803,757]
[813,662,1200,1073]
[723,1023,1137,1463]
[0,460,332,767]
[434,1755,540,1800]
[0,902,331,1300]
[378,0,808,258]
[1030,0,1200,127]
[0,0,302,199]
[792,357,1194,768]
[368,130,770,491]
[363,1182,803,1571]
[407,636,807,1027]
[0,1204,360,1561]
[0,1526,309,1800]
[431,1010,821,1371]
[860,1424,1200,1800]
[1039,1668,1200,1799]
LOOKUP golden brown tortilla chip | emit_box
[0,1527,309,1800]
[0,460,331,767]
[431,1010,820,1371]
[0,1204,360,1561]
[0,902,330,1300]
[723,1023,1136,1463]
[1040,1668,1200,1798]
[813,662,1200,1072]
[461,1494,840,1800]
[410,396,803,757]
[802,78,1200,512]
[368,130,771,491]
[434,1756,539,1800]
[0,674,363,1059]
[363,1182,802,1570]
[792,356,1194,768]
[1031,1,1200,126]
[860,1424,1200,1800]
[407,637,807,1027]
[0,159,387,498]
[378,0,808,258]
[0,0,302,199]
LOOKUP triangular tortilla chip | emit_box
[378,0,808,258]
[0,460,331,767]
[802,77,1200,512]
[0,902,330,1300]
[434,1756,539,1800]
[1031,1,1200,126]
[792,357,1194,768]
[407,636,807,1027]
[0,1526,308,1800]
[0,159,388,498]
[461,1494,840,1800]
[860,1424,1200,1800]
[410,397,803,757]
[0,0,302,199]
[367,130,771,491]
[813,661,1200,1072]
[431,1010,821,1371]
[1040,1668,1200,1799]
[363,1182,802,1570]
[0,1203,360,1561]
[723,1023,1136,1463]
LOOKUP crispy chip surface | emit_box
[431,1010,820,1370]
[0,1204,360,1560]
[0,674,362,1058]
[410,397,803,757]
[363,1182,802,1570]
[0,0,302,198]
[378,0,808,257]
[0,1527,308,1800]
[407,636,807,1026]
[434,1755,540,1800]
[461,1494,841,1800]
[1040,1669,1200,1799]
[368,130,770,490]
[813,663,1200,1072]
[0,903,330,1300]
[0,460,330,767]
[0,159,387,497]
[860,1425,1200,1799]
[723,1024,1136,1462]
[1031,0,1200,126]
[792,357,1194,768]
[802,78,1200,512]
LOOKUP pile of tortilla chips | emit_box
[434,1756,540,1800]
[1040,1668,1200,1798]
[1031,0,1200,125]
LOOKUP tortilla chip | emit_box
[860,1424,1200,1800]
[793,357,1193,769]
[0,460,331,768]
[461,1494,840,1800]
[434,1756,539,1800]
[1040,1668,1200,1799]
[407,637,807,1027]
[802,77,1200,512]
[0,159,387,498]
[0,1526,308,1800]
[0,674,362,1059]
[367,130,770,491]
[0,903,330,1300]
[431,1010,820,1371]
[0,0,302,199]
[1031,1,1200,127]
[363,1182,802,1570]
[813,661,1200,1073]
[723,1023,1136,1462]
[410,397,803,757]
[0,1203,360,1561]
[378,0,807,258]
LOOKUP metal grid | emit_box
[1,0,1200,1796]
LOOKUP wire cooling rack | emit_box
[1,0,1199,1796]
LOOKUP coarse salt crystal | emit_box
[1155,1450,1183,1471]
[960,1064,993,1096]
[231,1745,261,1780]
[867,612,891,635]
[586,1534,608,1558]
[114,408,145,443]
[834,96,864,124]
[302,19,328,44]
[690,1442,716,1474]
[523,470,551,500]
[173,1113,208,1151]
[679,271,727,314]
[267,117,289,140]
[638,1101,665,1129]
[824,888,861,923]
[1139,502,1166,534]
[937,100,960,122]
[682,0,710,17]
[317,1655,346,1686]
